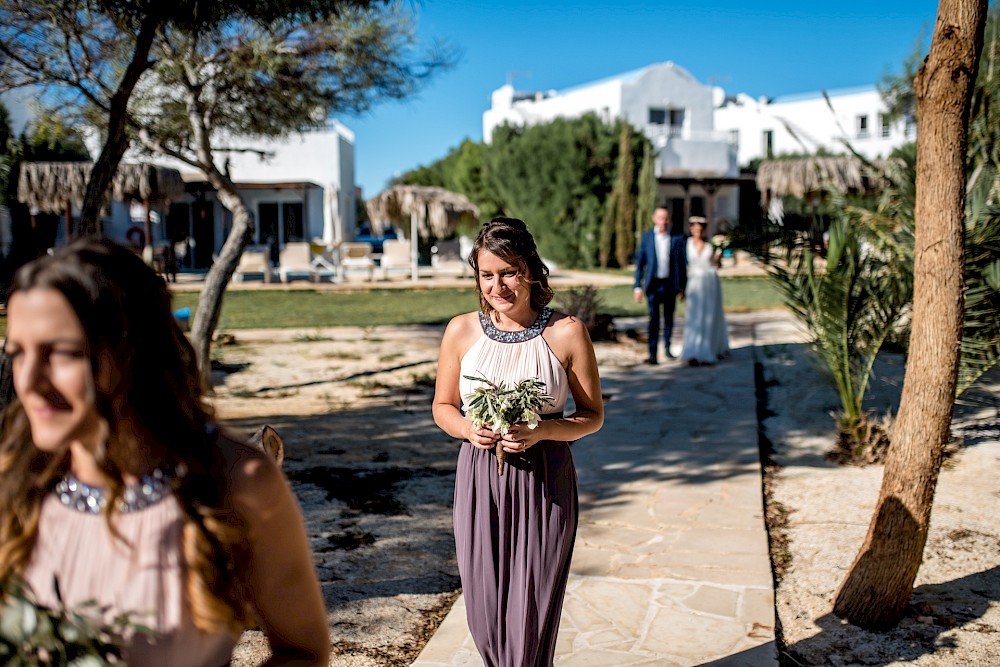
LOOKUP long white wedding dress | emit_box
[681,238,730,364]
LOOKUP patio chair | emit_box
[233,246,273,283]
[431,238,466,276]
[277,241,320,283]
[309,238,339,279]
[340,241,375,281]
[379,238,412,279]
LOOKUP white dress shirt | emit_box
[654,231,670,279]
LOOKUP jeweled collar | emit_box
[479,307,553,343]
[54,467,173,514]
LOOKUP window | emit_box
[668,108,685,137]
[905,114,916,139]
[762,130,774,158]
[649,107,684,135]
[880,114,891,138]
[729,129,740,145]
[258,203,279,244]
[259,201,306,244]
[856,114,869,139]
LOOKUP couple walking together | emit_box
[634,207,730,366]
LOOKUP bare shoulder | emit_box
[546,309,590,338]
[445,311,482,335]
[215,432,286,510]
[543,309,592,353]
[442,311,483,353]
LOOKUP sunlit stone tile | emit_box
[639,606,746,658]
[682,584,741,618]
[569,579,654,635]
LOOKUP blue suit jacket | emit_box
[634,231,687,294]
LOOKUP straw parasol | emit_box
[365,184,480,281]
[755,156,893,199]
[17,162,185,213]
[366,184,480,238]
[17,161,186,249]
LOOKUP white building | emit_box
[715,85,914,168]
[483,64,914,233]
[148,121,356,269]
[483,62,744,233]
[2,89,357,269]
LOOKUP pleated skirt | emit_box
[453,441,578,667]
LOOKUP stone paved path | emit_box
[413,311,803,666]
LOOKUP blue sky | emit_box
[342,0,940,197]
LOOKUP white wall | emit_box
[126,121,356,254]
[716,86,911,167]
[483,80,622,143]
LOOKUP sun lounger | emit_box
[233,246,273,283]
[277,241,320,283]
[341,241,375,281]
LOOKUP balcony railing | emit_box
[646,126,738,145]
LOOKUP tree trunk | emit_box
[598,193,615,268]
[833,0,987,630]
[77,10,162,237]
[190,169,255,388]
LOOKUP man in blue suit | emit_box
[634,207,687,364]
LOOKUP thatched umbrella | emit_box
[365,184,480,281]
[17,161,185,248]
[755,156,893,199]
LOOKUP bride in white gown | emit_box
[681,218,730,365]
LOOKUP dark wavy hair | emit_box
[469,217,553,316]
[0,239,253,634]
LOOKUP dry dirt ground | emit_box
[760,343,1000,666]
[212,325,458,667]
[212,321,999,666]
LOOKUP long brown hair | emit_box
[0,239,253,634]
[469,217,553,316]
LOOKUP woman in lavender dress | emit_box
[433,218,604,666]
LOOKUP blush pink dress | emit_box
[455,307,577,667]
[22,490,238,667]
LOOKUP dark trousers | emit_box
[646,277,678,359]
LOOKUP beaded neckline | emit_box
[479,307,553,343]
[54,468,173,514]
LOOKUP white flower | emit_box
[0,597,37,642]
[524,412,539,429]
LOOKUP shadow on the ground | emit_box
[223,391,462,609]
[573,344,767,514]
[697,641,777,666]
[780,565,1000,666]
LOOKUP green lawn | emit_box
[167,276,783,330]
[0,276,784,335]
[597,277,784,318]
[171,288,480,329]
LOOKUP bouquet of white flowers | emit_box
[463,373,554,475]
[0,577,149,666]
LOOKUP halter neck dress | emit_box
[21,479,238,667]
[455,306,578,667]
